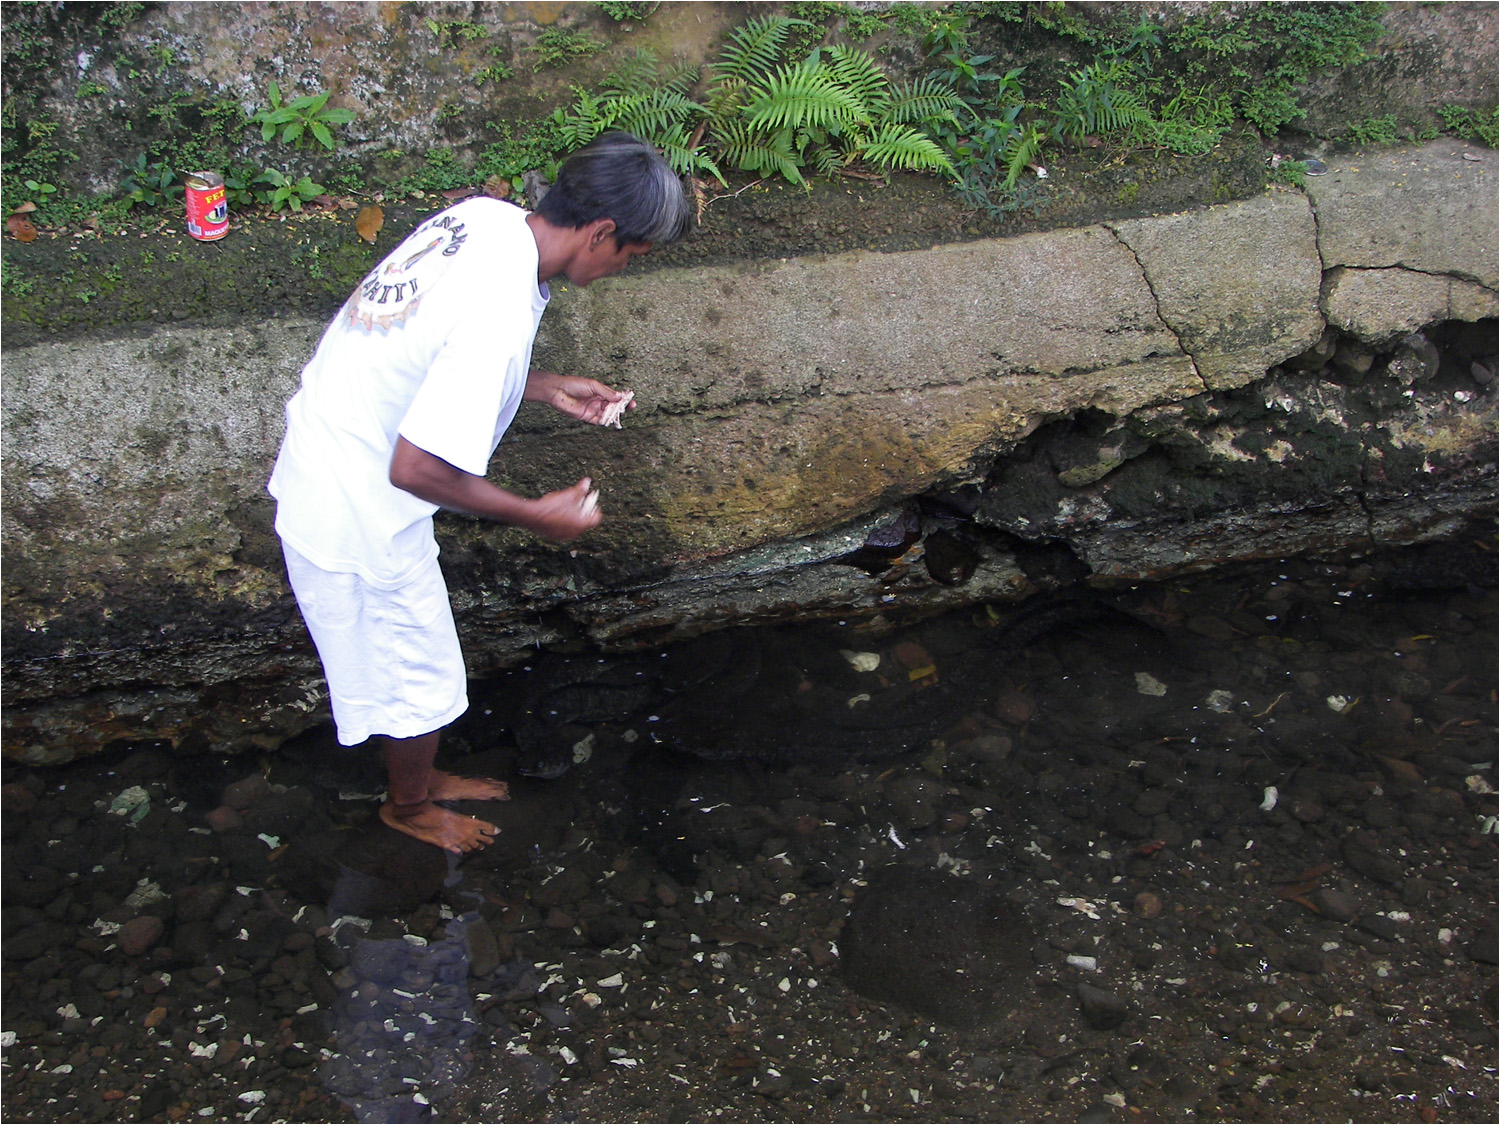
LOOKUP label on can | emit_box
[184,171,229,242]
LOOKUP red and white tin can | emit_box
[184,171,229,241]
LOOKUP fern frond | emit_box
[614,89,703,141]
[859,124,956,176]
[717,120,805,185]
[704,75,748,128]
[712,15,810,85]
[655,121,726,184]
[810,142,848,177]
[604,48,662,97]
[882,77,965,128]
[745,60,868,132]
[1002,124,1045,188]
[825,45,890,114]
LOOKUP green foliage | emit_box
[1165,2,1385,136]
[425,18,489,46]
[549,20,959,187]
[258,168,325,212]
[475,46,515,88]
[390,148,474,195]
[1051,59,1151,142]
[1347,113,1399,146]
[251,82,357,150]
[1269,159,1308,188]
[593,2,657,22]
[1439,104,1498,148]
[2,260,37,299]
[118,153,181,208]
[701,25,959,184]
[530,27,608,71]
[477,119,569,184]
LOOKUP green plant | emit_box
[1347,113,1399,145]
[426,17,489,46]
[593,1,657,21]
[551,49,718,180]
[119,153,181,208]
[475,47,515,87]
[22,178,56,199]
[251,82,356,150]
[77,80,107,98]
[258,168,324,212]
[2,260,36,298]
[1165,2,1385,136]
[1050,58,1151,142]
[701,19,959,184]
[1269,158,1308,187]
[530,27,608,71]
[1439,104,1499,147]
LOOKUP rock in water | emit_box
[840,866,1035,1028]
[277,825,451,916]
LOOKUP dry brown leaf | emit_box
[441,186,478,201]
[6,214,38,241]
[12,200,37,214]
[355,204,384,243]
[482,175,510,200]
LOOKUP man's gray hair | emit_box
[536,131,690,246]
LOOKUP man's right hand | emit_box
[390,437,602,541]
[528,478,603,541]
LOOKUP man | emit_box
[269,132,688,854]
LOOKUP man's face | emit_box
[567,221,653,286]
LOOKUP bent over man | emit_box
[269,132,689,853]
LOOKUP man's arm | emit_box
[389,436,600,541]
[525,370,635,425]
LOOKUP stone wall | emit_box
[3,143,1496,764]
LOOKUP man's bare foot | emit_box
[428,769,510,802]
[379,799,498,853]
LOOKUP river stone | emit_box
[117,915,166,956]
[277,824,450,915]
[840,866,1035,1028]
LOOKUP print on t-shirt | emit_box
[342,211,471,335]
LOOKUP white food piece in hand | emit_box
[599,390,634,429]
[579,490,600,517]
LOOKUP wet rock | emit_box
[1466,919,1499,965]
[884,774,939,830]
[840,866,1035,1028]
[1340,830,1404,885]
[117,915,166,956]
[204,805,242,832]
[1077,982,1132,1030]
[1311,887,1363,923]
[461,915,501,978]
[279,824,450,916]
[221,774,274,811]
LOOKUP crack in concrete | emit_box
[1102,224,1208,395]
[1334,262,1499,292]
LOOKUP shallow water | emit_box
[2,537,1496,1123]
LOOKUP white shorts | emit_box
[282,543,469,746]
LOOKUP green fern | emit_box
[745,58,870,132]
[1052,60,1153,140]
[824,45,890,113]
[1002,124,1045,189]
[883,77,966,128]
[717,118,806,185]
[862,124,956,176]
[713,15,813,85]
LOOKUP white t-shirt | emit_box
[269,198,549,588]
